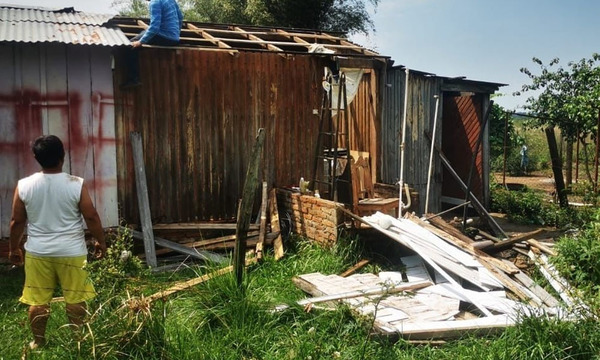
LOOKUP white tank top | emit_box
[18,172,87,257]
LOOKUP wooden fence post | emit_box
[234,129,266,286]
[130,132,157,268]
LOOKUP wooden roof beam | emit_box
[136,20,149,29]
[275,29,312,51]
[186,23,238,55]
[187,24,234,48]
[321,33,379,56]
[234,26,285,53]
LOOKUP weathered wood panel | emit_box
[114,50,382,224]
[0,43,118,237]
[381,68,442,214]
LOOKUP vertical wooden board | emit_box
[0,44,18,238]
[269,189,284,259]
[18,44,44,177]
[90,46,118,227]
[66,46,95,195]
[43,44,71,174]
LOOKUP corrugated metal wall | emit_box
[381,69,442,214]
[114,49,379,224]
[441,94,484,201]
[0,43,119,237]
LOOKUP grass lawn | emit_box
[2,232,600,359]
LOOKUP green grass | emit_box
[3,231,600,359]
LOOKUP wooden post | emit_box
[130,132,157,268]
[234,129,265,286]
[594,110,600,192]
[545,127,569,207]
[269,189,284,260]
[255,181,268,260]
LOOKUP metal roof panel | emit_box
[0,20,130,46]
[0,5,128,46]
[0,5,113,25]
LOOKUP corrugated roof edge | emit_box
[389,65,507,89]
[0,4,115,26]
[0,4,129,46]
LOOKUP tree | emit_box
[515,55,600,188]
[114,0,380,36]
[489,101,515,161]
[112,0,150,17]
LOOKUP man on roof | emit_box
[122,0,184,88]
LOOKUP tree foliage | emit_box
[113,0,379,35]
[515,54,600,141]
[489,101,515,160]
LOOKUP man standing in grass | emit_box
[8,135,106,349]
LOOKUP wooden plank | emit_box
[511,269,560,307]
[292,275,329,297]
[130,132,157,268]
[488,265,542,306]
[144,231,274,257]
[419,284,518,316]
[297,280,432,306]
[146,258,257,303]
[386,314,515,340]
[528,251,587,312]
[153,223,260,231]
[129,228,226,264]
[428,216,475,244]
[340,259,370,277]
[234,128,265,285]
[489,229,545,252]
[382,293,461,322]
[526,239,556,256]
[256,182,268,260]
[197,232,277,251]
[270,189,284,260]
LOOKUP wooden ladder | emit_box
[309,72,352,203]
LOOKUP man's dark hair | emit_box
[32,135,65,168]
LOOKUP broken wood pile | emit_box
[130,185,284,271]
[294,211,586,340]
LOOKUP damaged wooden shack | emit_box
[1,4,585,341]
[0,5,507,252]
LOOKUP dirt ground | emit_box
[494,171,557,198]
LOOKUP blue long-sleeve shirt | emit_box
[140,0,183,44]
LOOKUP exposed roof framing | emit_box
[110,17,386,58]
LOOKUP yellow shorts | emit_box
[20,253,96,306]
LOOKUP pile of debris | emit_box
[293,212,589,340]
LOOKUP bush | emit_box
[490,185,593,228]
[491,186,549,225]
[552,209,600,301]
[86,226,146,304]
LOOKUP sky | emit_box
[4,0,599,111]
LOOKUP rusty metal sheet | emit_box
[113,49,379,224]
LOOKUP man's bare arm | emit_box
[79,182,106,257]
[9,186,27,265]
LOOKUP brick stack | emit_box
[277,189,345,247]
